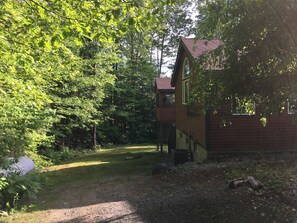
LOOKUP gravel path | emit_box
[30,162,297,223]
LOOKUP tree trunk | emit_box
[159,34,166,76]
[93,124,97,149]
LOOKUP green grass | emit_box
[0,144,164,223]
[42,144,163,187]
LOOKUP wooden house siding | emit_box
[156,107,175,123]
[175,50,206,148]
[172,37,297,161]
[208,112,297,153]
[155,77,175,124]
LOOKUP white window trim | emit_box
[182,57,190,105]
[182,79,189,105]
[288,101,297,115]
[183,58,190,79]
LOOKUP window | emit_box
[231,96,256,115]
[182,81,189,104]
[182,58,190,104]
[163,94,175,106]
[288,100,297,114]
[183,58,190,78]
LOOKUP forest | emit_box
[0,0,194,160]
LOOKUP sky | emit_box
[160,2,198,77]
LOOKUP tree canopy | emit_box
[193,0,297,116]
[0,0,184,158]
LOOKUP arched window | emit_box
[182,58,190,104]
[183,58,190,78]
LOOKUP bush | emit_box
[42,147,79,165]
[25,150,52,170]
[0,172,46,211]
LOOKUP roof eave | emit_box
[171,38,195,87]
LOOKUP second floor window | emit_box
[163,94,175,106]
[182,80,189,104]
[183,58,190,78]
[182,57,190,104]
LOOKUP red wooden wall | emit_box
[174,49,206,147]
[207,111,297,152]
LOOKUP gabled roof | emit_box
[181,38,221,58]
[171,38,221,86]
[155,77,175,92]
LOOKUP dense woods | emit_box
[192,0,297,118]
[0,0,194,160]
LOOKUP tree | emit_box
[153,0,194,76]
[96,1,196,145]
[193,0,297,116]
[98,24,158,144]
[0,0,177,158]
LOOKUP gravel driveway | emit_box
[27,162,297,223]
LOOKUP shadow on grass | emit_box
[24,145,166,213]
[42,147,163,186]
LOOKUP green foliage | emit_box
[194,0,297,115]
[99,48,158,144]
[24,151,52,170]
[0,0,179,156]
[42,148,79,165]
[0,0,198,163]
[154,0,194,74]
[0,172,46,211]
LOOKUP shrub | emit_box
[42,147,79,165]
[0,172,46,211]
[25,150,52,170]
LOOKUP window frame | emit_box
[182,80,189,104]
[288,101,297,115]
[182,57,190,105]
[183,58,190,79]
[163,93,175,107]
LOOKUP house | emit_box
[155,77,176,153]
[171,38,297,162]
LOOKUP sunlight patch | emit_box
[44,161,110,172]
[46,201,143,222]
[122,145,156,150]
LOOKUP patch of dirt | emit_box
[6,159,297,223]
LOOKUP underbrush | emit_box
[0,148,82,213]
[41,147,83,165]
[42,147,94,165]
[0,172,46,212]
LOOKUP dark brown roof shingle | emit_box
[155,77,174,91]
[171,38,222,86]
[181,38,221,58]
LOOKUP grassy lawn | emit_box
[42,144,163,186]
[1,144,164,223]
